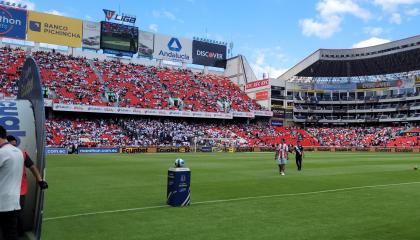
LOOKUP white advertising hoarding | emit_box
[138,30,154,58]
[82,20,100,50]
[153,33,192,63]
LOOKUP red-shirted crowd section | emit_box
[1,47,418,148]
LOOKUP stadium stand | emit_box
[0,47,265,112]
[45,118,318,148]
[306,126,414,147]
[0,47,25,97]
[1,37,420,150]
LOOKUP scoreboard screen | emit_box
[100,21,138,53]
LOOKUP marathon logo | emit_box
[0,7,23,34]
[0,101,26,147]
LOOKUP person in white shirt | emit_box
[275,139,289,176]
[0,125,24,240]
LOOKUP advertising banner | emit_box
[82,20,100,49]
[100,21,138,53]
[288,82,314,91]
[271,119,283,126]
[78,147,119,154]
[138,30,154,58]
[255,90,269,100]
[246,79,269,90]
[232,111,255,118]
[200,146,212,152]
[0,5,27,39]
[120,147,148,153]
[192,40,226,68]
[357,79,414,90]
[253,110,274,117]
[52,103,235,119]
[153,33,192,63]
[45,147,68,155]
[27,11,82,48]
[314,83,356,91]
[415,75,420,84]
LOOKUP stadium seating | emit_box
[33,51,105,105]
[0,48,265,112]
[45,118,320,148]
[0,47,26,97]
[306,126,415,147]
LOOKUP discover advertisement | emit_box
[192,40,227,68]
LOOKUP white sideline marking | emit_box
[44,181,420,221]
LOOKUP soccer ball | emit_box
[414,165,418,170]
[175,158,185,168]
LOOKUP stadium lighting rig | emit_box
[0,1,27,8]
[193,36,228,46]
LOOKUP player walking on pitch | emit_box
[294,141,304,171]
[275,139,288,176]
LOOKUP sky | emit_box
[8,0,420,78]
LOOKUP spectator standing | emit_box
[0,126,24,240]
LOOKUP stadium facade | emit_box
[272,35,420,126]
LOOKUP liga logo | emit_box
[0,6,25,38]
[103,9,115,21]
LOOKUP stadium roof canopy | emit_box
[279,35,420,81]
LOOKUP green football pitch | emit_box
[42,152,420,240]
[101,35,131,51]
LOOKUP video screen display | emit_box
[100,21,138,53]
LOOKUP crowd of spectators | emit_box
[0,48,265,112]
[45,117,314,148]
[93,59,266,112]
[33,51,105,105]
[45,117,418,149]
[306,126,414,147]
[0,47,26,97]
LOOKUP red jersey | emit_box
[20,151,28,196]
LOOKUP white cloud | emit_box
[390,12,402,23]
[372,1,420,25]
[299,0,371,39]
[8,0,35,10]
[250,48,288,79]
[149,24,158,32]
[300,15,342,39]
[405,7,420,16]
[152,10,184,23]
[317,0,371,20]
[45,10,66,16]
[373,0,420,11]
[352,37,391,48]
[363,27,384,36]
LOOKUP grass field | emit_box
[42,152,420,240]
[101,35,133,51]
